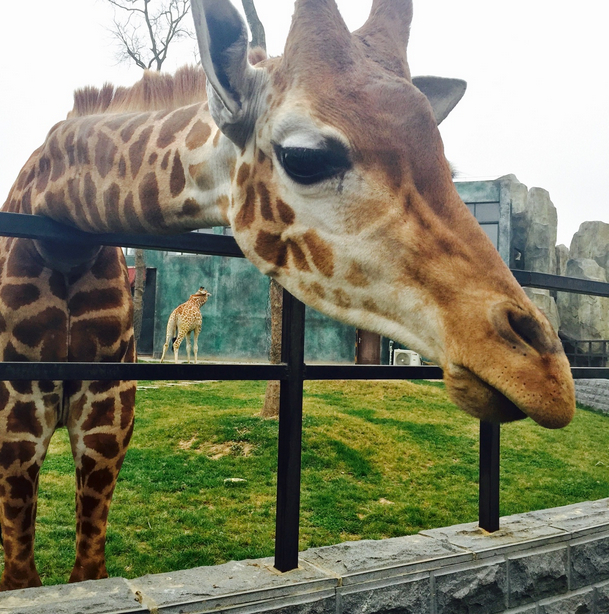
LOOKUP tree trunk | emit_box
[260,278,283,418]
[132,248,146,354]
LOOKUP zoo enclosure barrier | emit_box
[0,211,608,572]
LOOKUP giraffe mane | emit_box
[68,65,209,117]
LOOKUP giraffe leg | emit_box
[66,379,136,583]
[0,381,60,591]
[160,342,169,363]
[185,334,192,364]
[172,334,185,364]
[193,325,201,365]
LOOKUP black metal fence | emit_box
[1,211,608,571]
[562,338,609,368]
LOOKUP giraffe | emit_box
[0,0,575,591]
[160,286,211,364]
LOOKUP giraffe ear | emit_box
[191,0,268,147]
[412,76,467,125]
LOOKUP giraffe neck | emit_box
[5,103,236,234]
[189,296,208,307]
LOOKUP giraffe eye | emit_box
[274,143,351,185]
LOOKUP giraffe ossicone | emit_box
[160,286,211,364]
[0,0,574,591]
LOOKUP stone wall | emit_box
[557,222,609,365]
[4,499,609,614]
[508,176,561,332]
[575,379,609,414]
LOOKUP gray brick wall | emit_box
[575,379,609,414]
[3,499,609,614]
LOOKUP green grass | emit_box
[32,379,609,586]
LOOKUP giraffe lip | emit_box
[444,364,528,424]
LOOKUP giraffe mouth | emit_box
[444,364,532,425]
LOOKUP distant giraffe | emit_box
[0,0,575,591]
[160,287,211,364]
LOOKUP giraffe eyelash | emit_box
[273,141,351,186]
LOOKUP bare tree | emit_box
[260,278,283,418]
[105,0,282,391]
[104,0,195,352]
[107,0,194,71]
[237,4,284,420]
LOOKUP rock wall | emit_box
[506,176,608,349]
[557,258,609,341]
[4,499,609,614]
[557,222,609,365]
[508,177,561,332]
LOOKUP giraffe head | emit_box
[191,0,575,429]
[194,286,212,301]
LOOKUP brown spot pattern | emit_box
[345,262,370,287]
[129,126,153,178]
[35,156,51,192]
[334,289,352,309]
[186,120,212,150]
[180,199,201,217]
[3,342,29,362]
[157,105,199,149]
[11,381,32,395]
[0,442,37,470]
[82,398,115,432]
[103,183,121,225]
[161,151,171,170]
[13,307,67,349]
[139,172,165,228]
[83,173,105,230]
[257,182,274,221]
[89,380,117,395]
[69,288,123,317]
[70,317,123,361]
[1,284,40,309]
[6,243,43,278]
[89,248,122,281]
[234,185,256,231]
[49,135,66,183]
[288,240,310,271]
[94,132,118,179]
[276,200,295,225]
[118,156,127,178]
[236,163,251,187]
[124,192,148,233]
[83,434,120,460]
[44,190,69,220]
[7,476,34,502]
[170,151,186,197]
[302,231,335,277]
[7,401,43,438]
[120,113,150,143]
[254,231,287,268]
[86,468,114,494]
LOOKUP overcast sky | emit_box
[1,0,607,247]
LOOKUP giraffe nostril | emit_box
[493,304,558,355]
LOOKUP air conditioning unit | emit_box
[392,349,421,366]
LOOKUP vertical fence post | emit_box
[274,289,306,572]
[478,421,500,532]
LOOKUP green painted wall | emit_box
[128,248,355,363]
[127,179,507,365]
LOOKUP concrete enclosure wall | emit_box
[129,247,356,363]
[4,498,609,613]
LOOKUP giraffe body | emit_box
[0,0,575,590]
[160,287,211,363]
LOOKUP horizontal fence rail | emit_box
[0,211,608,569]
